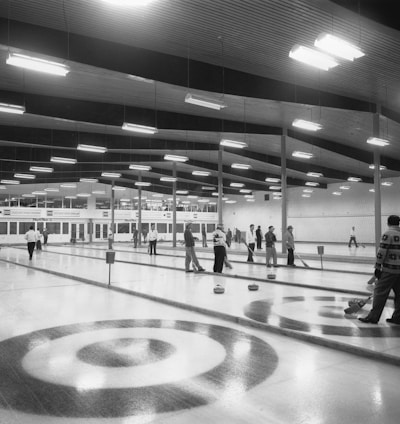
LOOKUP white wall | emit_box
[223,178,400,243]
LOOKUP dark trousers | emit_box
[36,240,42,250]
[213,246,225,273]
[247,243,255,262]
[367,272,400,322]
[287,248,294,265]
[256,237,262,249]
[348,236,358,247]
[149,240,157,255]
[27,242,35,259]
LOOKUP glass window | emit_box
[10,222,17,234]
[0,222,7,234]
[19,222,34,235]
[158,223,167,233]
[176,223,184,233]
[47,222,61,234]
[130,223,137,232]
[62,222,69,234]
[191,223,200,233]
[118,223,129,233]
[207,223,216,233]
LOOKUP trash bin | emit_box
[317,245,324,255]
[106,250,115,264]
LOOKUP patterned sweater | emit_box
[376,226,400,274]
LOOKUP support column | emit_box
[138,173,142,247]
[373,111,382,249]
[281,128,287,253]
[109,180,115,249]
[218,145,223,226]
[172,162,177,247]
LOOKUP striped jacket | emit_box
[376,226,400,274]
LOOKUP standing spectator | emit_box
[201,225,208,247]
[24,225,37,260]
[359,215,400,324]
[256,225,262,249]
[212,224,226,273]
[148,223,158,255]
[133,228,139,248]
[246,224,256,262]
[348,226,358,247]
[35,228,42,250]
[285,225,295,266]
[184,222,205,272]
[265,226,277,267]
[42,228,49,245]
[142,228,148,244]
[226,228,232,247]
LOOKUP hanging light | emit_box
[129,164,152,171]
[29,166,54,173]
[77,144,107,153]
[6,53,70,76]
[135,181,151,186]
[220,139,247,148]
[265,177,281,183]
[314,33,365,61]
[347,177,362,182]
[230,182,244,187]
[231,163,251,170]
[366,137,390,147]
[0,102,25,114]
[80,178,99,183]
[14,173,35,179]
[184,93,226,110]
[164,154,188,162]
[292,119,322,131]
[160,177,177,182]
[122,122,158,134]
[50,156,77,164]
[101,172,121,178]
[307,172,323,178]
[289,45,338,70]
[292,151,314,159]
[192,170,211,176]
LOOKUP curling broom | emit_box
[344,294,372,314]
[295,252,310,268]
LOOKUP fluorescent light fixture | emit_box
[152,193,164,197]
[176,190,188,194]
[339,185,350,190]
[212,192,219,196]
[265,177,280,183]
[60,183,77,188]
[29,166,54,173]
[369,164,386,170]
[303,189,314,193]
[192,170,211,176]
[307,172,323,178]
[366,137,390,147]
[135,181,151,186]
[112,186,126,191]
[382,181,393,186]
[369,188,375,193]
[292,151,314,159]
[246,199,255,202]
[188,195,198,199]
[347,177,362,182]
[0,102,25,114]
[22,194,35,198]
[314,33,365,61]
[185,93,226,110]
[50,156,77,164]
[220,139,247,149]
[269,185,281,190]
[77,193,91,197]
[302,194,311,198]
[44,188,59,192]
[244,194,254,199]
[77,144,107,153]
[182,200,191,204]
[160,177,177,182]
[202,186,216,190]
[7,53,69,76]
[32,191,46,195]
[225,200,237,204]
[332,191,342,196]
[122,122,158,134]
[292,119,322,131]
[231,163,251,170]
[129,164,152,171]
[65,196,77,199]
[289,44,338,70]
[222,197,229,201]
[240,189,252,193]
[1,179,20,184]
[305,181,319,187]
[230,182,244,187]
[14,173,35,179]
[92,190,106,194]
[80,178,99,183]
[101,172,121,178]
[164,154,188,162]
[198,199,210,203]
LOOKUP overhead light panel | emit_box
[61,183,77,188]
[1,179,20,184]
[135,181,151,187]
[292,119,322,131]
[202,186,215,190]
[292,151,314,159]
[185,93,226,110]
[220,139,247,149]
[230,182,244,187]
[339,185,350,190]
[101,172,121,178]
[160,177,177,182]
[369,164,386,170]
[0,102,25,114]
[307,172,323,178]
[80,178,99,183]
[122,122,158,134]
[77,144,107,153]
[305,181,319,187]
[289,45,338,71]
[332,191,342,196]
[164,154,188,162]
[29,166,54,173]
[366,137,390,147]
[240,189,252,193]
[231,163,251,170]
[382,181,393,186]
[129,164,152,171]
[314,33,365,61]
[192,170,210,176]
[14,173,35,179]
[50,156,77,164]
[347,177,362,182]
[112,186,126,191]
[265,177,280,183]
[269,185,282,191]
[7,53,70,76]
[176,190,188,194]
[44,188,59,192]
[32,191,46,195]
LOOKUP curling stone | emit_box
[267,273,276,279]
[213,284,225,294]
[248,283,259,291]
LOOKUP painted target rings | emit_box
[0,319,278,418]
